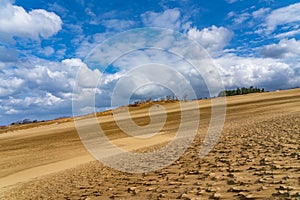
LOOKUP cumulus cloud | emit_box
[2,60,76,98]
[0,0,62,42]
[264,2,300,33]
[215,54,298,90]
[187,26,233,55]
[62,58,101,88]
[260,38,300,59]
[0,57,103,124]
[0,77,24,98]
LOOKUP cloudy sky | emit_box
[0,0,300,125]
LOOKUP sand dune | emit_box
[0,88,299,199]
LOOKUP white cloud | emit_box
[227,7,270,27]
[0,58,88,100]
[21,93,62,107]
[0,77,24,97]
[233,12,251,25]
[0,0,62,42]
[62,58,101,88]
[6,108,19,115]
[0,57,103,123]
[252,8,270,19]
[275,29,300,39]
[187,26,233,55]
[226,11,236,20]
[265,2,300,33]
[141,8,185,30]
[261,38,300,59]
[214,54,297,90]
[227,4,300,38]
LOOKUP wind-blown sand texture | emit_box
[0,88,299,199]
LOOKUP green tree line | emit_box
[218,86,265,97]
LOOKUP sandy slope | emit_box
[0,88,299,199]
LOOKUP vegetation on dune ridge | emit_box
[10,118,42,125]
[218,86,265,97]
[0,117,73,134]
[129,95,180,107]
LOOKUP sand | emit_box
[0,88,299,199]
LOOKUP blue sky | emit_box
[0,0,300,125]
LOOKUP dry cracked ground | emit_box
[0,88,299,199]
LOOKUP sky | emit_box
[0,0,300,125]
